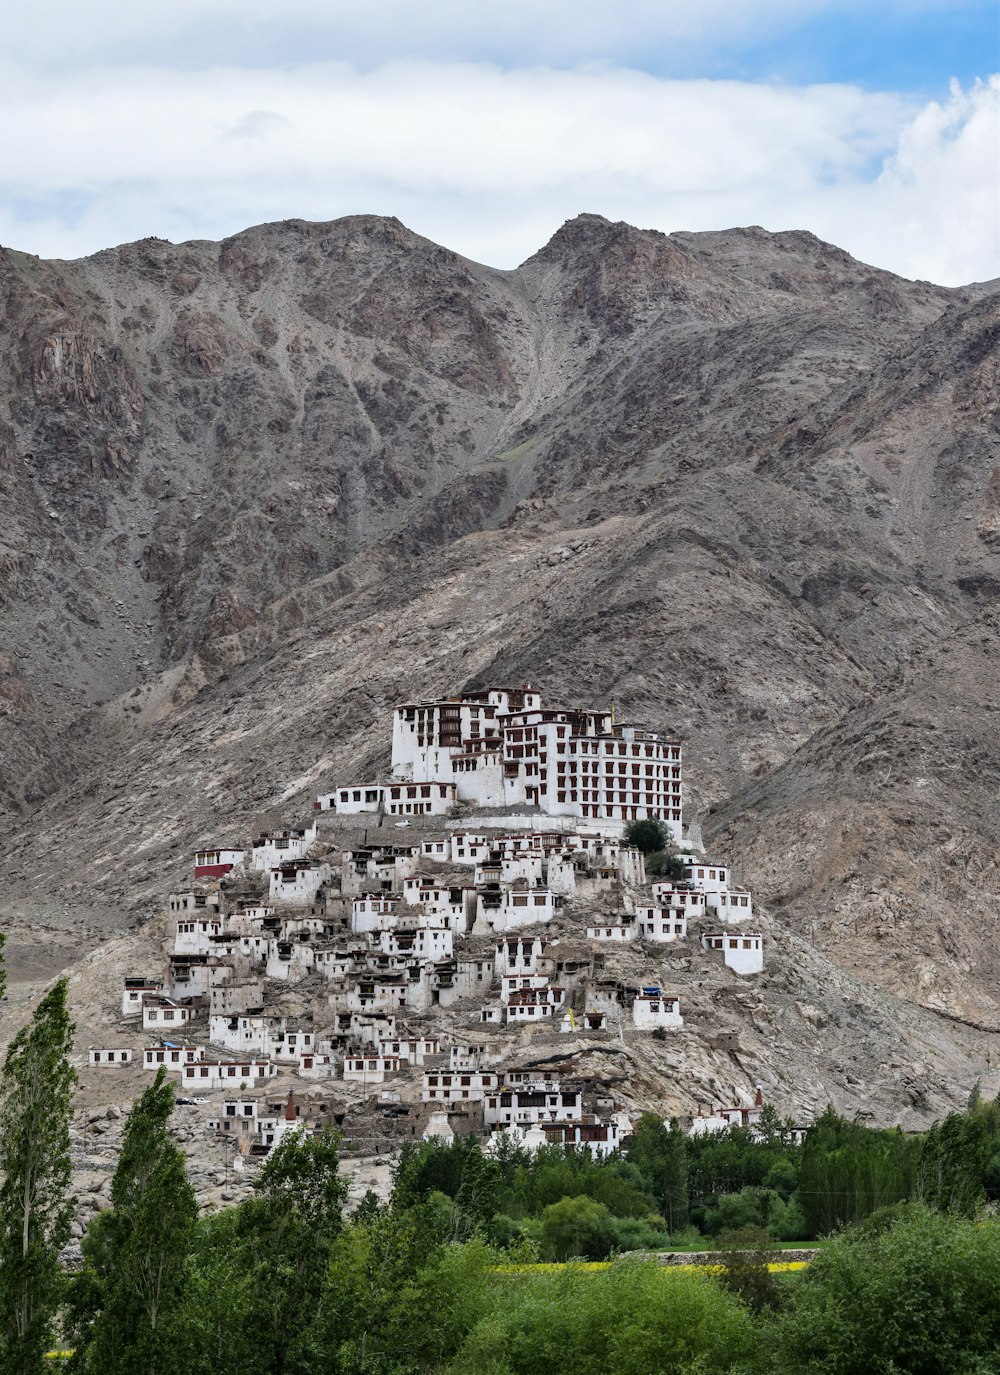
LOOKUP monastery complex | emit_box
[93,687,770,1167]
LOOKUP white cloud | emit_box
[0,60,995,284]
[0,0,953,69]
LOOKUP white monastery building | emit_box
[326,686,682,835]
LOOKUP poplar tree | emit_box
[0,977,76,1374]
[73,1068,196,1375]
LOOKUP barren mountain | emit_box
[1,211,999,1127]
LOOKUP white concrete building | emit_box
[475,886,563,933]
[484,1086,583,1127]
[499,972,552,1004]
[168,891,221,916]
[506,986,565,1022]
[142,999,197,1032]
[401,878,476,931]
[635,906,688,942]
[378,1037,441,1066]
[422,1069,500,1103]
[707,889,754,922]
[194,847,245,880]
[650,883,707,916]
[182,1058,278,1089]
[324,784,382,814]
[251,824,317,872]
[701,932,764,975]
[143,1045,202,1071]
[269,861,331,905]
[689,1088,766,1136]
[683,860,730,893]
[376,926,453,961]
[351,894,402,933]
[494,936,544,975]
[173,916,225,955]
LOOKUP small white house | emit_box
[689,1088,766,1136]
[173,916,225,955]
[378,1037,441,1066]
[351,893,402,933]
[143,1045,202,1071]
[484,1087,583,1127]
[194,847,245,880]
[383,781,457,816]
[494,936,544,975]
[650,883,707,916]
[328,784,384,814]
[701,932,764,975]
[88,1048,133,1066]
[586,923,636,942]
[121,977,163,1018]
[499,972,551,1004]
[343,1053,401,1084]
[706,889,754,922]
[632,990,683,1030]
[683,860,730,893]
[142,999,196,1032]
[421,1070,500,1104]
[505,986,565,1022]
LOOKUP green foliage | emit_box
[235,1125,349,1374]
[450,1259,752,1375]
[70,1068,197,1375]
[622,818,671,855]
[768,1205,1000,1374]
[712,1226,779,1314]
[796,1106,921,1237]
[916,1110,990,1217]
[0,978,76,1375]
[625,1115,689,1233]
[392,1136,505,1238]
[536,1195,616,1261]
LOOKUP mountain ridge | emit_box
[1,210,998,1122]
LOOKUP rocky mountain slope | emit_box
[1,211,998,1123]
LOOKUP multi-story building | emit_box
[383,686,682,836]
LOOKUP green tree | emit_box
[712,1225,779,1313]
[537,1195,615,1261]
[625,1115,689,1234]
[622,818,671,855]
[72,1067,197,1375]
[917,1110,990,1217]
[0,977,76,1375]
[796,1106,920,1237]
[235,1125,349,1374]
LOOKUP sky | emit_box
[1,0,998,284]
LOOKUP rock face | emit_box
[0,212,999,1121]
